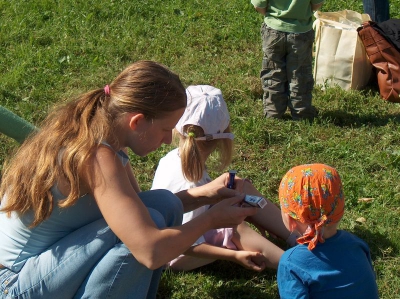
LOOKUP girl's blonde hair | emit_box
[178,124,233,182]
[0,60,186,227]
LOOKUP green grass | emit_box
[1,0,400,298]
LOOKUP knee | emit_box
[154,189,183,227]
[139,189,183,227]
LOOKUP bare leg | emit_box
[232,222,283,269]
[168,255,216,271]
[243,180,291,241]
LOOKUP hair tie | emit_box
[188,132,196,138]
[104,85,110,96]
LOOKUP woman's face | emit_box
[130,108,185,156]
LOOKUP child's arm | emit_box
[184,243,266,271]
[278,256,309,298]
[175,173,241,212]
[251,0,267,15]
[311,1,324,11]
[254,6,267,15]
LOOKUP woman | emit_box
[0,61,257,298]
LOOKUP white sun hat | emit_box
[176,85,234,141]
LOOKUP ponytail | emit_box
[179,126,204,182]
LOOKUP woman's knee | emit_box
[139,189,183,227]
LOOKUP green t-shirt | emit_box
[251,0,323,33]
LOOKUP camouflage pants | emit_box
[260,23,316,120]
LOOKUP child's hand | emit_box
[230,175,249,194]
[202,173,244,205]
[232,251,266,272]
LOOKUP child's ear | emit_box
[127,113,145,130]
[288,217,308,235]
[288,216,298,232]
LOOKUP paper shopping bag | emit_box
[313,10,373,90]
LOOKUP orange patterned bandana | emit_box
[279,164,345,250]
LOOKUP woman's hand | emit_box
[176,173,259,213]
[206,195,258,228]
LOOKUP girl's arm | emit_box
[88,147,257,270]
[184,243,266,271]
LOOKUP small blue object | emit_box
[227,170,237,189]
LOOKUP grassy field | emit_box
[1,0,400,298]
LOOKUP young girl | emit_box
[0,61,258,298]
[278,163,379,299]
[152,85,295,271]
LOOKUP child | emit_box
[251,0,323,120]
[152,85,295,271]
[0,62,257,298]
[278,163,379,299]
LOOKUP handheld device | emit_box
[243,195,268,209]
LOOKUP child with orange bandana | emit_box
[277,164,379,299]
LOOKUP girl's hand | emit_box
[232,251,266,272]
[200,173,243,205]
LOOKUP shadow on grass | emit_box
[158,227,398,299]
[158,261,280,299]
[317,110,400,128]
[198,262,278,299]
[351,225,400,261]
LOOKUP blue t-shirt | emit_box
[278,230,379,299]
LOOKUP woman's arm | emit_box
[122,148,141,193]
[88,147,257,270]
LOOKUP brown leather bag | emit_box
[357,21,400,103]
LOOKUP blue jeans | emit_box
[0,190,183,299]
[260,23,316,120]
[363,0,389,23]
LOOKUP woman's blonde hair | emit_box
[178,124,233,182]
[0,60,186,227]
